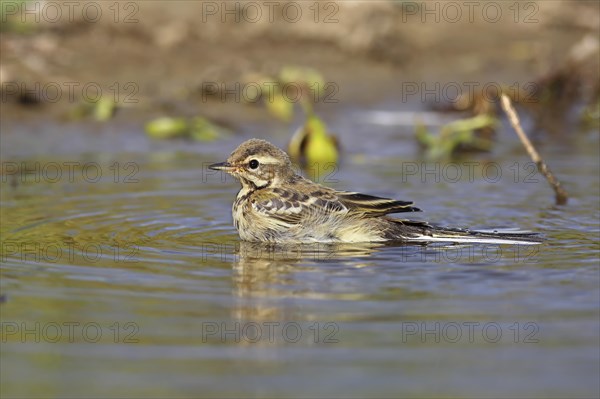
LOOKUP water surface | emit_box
[1,107,599,398]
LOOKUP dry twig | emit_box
[500,94,569,205]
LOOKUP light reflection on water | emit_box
[1,131,599,398]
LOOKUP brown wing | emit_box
[252,176,420,227]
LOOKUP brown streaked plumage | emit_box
[209,139,541,244]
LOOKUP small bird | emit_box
[210,139,540,244]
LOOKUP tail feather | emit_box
[389,220,542,245]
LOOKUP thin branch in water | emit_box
[500,94,569,205]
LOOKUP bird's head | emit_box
[209,139,294,189]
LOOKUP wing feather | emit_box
[337,192,421,216]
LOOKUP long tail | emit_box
[391,221,543,245]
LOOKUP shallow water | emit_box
[1,107,599,398]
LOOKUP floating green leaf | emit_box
[240,66,328,122]
[93,97,117,121]
[190,117,231,142]
[278,66,326,97]
[289,114,339,170]
[145,117,189,139]
[416,114,497,159]
[265,90,294,122]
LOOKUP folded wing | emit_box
[252,188,420,226]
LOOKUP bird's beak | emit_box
[209,162,233,171]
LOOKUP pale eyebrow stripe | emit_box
[244,156,280,164]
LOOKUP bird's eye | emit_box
[248,159,259,169]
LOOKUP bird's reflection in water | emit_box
[229,241,518,322]
[231,241,384,323]
[226,241,510,346]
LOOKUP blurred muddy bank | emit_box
[1,1,599,156]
